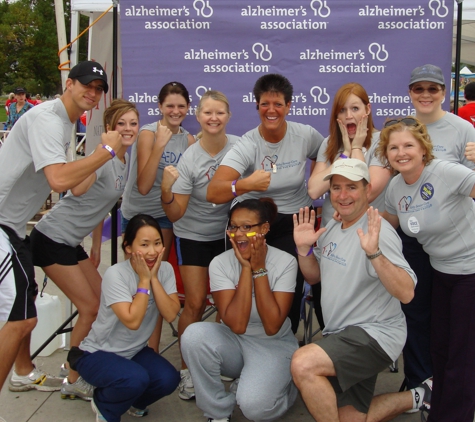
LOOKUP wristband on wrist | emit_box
[161,193,174,205]
[295,245,314,257]
[366,248,383,260]
[339,153,348,159]
[231,180,238,197]
[102,144,116,158]
[136,288,150,295]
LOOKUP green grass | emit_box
[0,96,7,123]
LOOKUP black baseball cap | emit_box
[68,61,109,93]
[14,87,26,94]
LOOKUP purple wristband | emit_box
[231,179,238,197]
[295,246,314,257]
[136,288,150,295]
[102,144,116,158]
[339,153,348,159]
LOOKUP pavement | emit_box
[0,210,430,422]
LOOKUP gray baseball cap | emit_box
[409,64,445,86]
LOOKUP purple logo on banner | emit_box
[120,0,453,138]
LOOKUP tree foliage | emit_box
[0,0,89,97]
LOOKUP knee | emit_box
[290,346,318,384]
[77,299,100,321]
[11,317,37,338]
[239,394,282,422]
[182,297,206,318]
[181,323,206,349]
[123,370,149,394]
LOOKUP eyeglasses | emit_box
[383,117,419,128]
[410,86,443,95]
[227,223,266,233]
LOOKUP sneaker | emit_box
[127,406,149,417]
[9,366,63,392]
[91,399,107,422]
[419,377,432,411]
[220,374,234,382]
[178,369,195,400]
[59,363,69,378]
[207,416,231,422]
[61,376,94,401]
[229,378,239,395]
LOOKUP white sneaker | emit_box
[60,376,94,401]
[178,369,195,400]
[207,416,231,422]
[91,399,107,422]
[9,366,63,392]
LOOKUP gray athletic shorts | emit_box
[318,325,393,414]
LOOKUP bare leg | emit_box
[160,228,174,262]
[148,315,163,353]
[0,318,36,389]
[366,390,413,422]
[177,265,209,369]
[43,260,101,382]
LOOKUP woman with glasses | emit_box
[207,74,324,334]
[160,90,238,401]
[377,116,475,421]
[398,65,475,391]
[181,198,299,422]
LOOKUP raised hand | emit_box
[465,142,475,163]
[162,165,179,191]
[130,251,152,282]
[247,169,271,192]
[351,114,369,149]
[101,130,122,154]
[293,207,326,255]
[227,231,251,268]
[249,233,267,271]
[150,248,165,279]
[154,123,173,150]
[337,119,352,154]
[357,206,381,255]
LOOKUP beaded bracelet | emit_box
[253,271,268,279]
[295,246,314,257]
[161,193,174,205]
[252,268,267,276]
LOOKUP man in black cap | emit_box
[0,61,120,395]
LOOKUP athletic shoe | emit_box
[207,416,231,422]
[419,377,432,411]
[229,378,239,395]
[91,399,107,422]
[59,363,69,378]
[220,375,234,382]
[60,376,94,401]
[9,366,63,392]
[127,406,150,417]
[178,369,195,400]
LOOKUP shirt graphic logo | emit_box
[398,196,412,211]
[261,155,277,171]
[115,175,124,190]
[206,165,218,181]
[322,242,337,257]
[420,183,434,201]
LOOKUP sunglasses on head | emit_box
[383,117,419,129]
[410,86,442,95]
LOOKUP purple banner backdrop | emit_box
[120,0,453,137]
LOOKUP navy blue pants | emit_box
[428,270,475,422]
[76,347,180,422]
[398,228,433,388]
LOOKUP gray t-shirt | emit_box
[121,122,190,220]
[35,155,128,246]
[316,214,416,361]
[220,121,324,214]
[80,260,177,359]
[172,135,239,241]
[209,245,297,339]
[385,159,475,274]
[425,112,475,169]
[0,99,71,238]
[317,132,387,226]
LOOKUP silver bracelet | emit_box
[366,248,383,260]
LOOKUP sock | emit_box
[411,386,426,410]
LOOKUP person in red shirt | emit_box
[458,81,475,126]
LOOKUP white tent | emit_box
[454,1,475,66]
